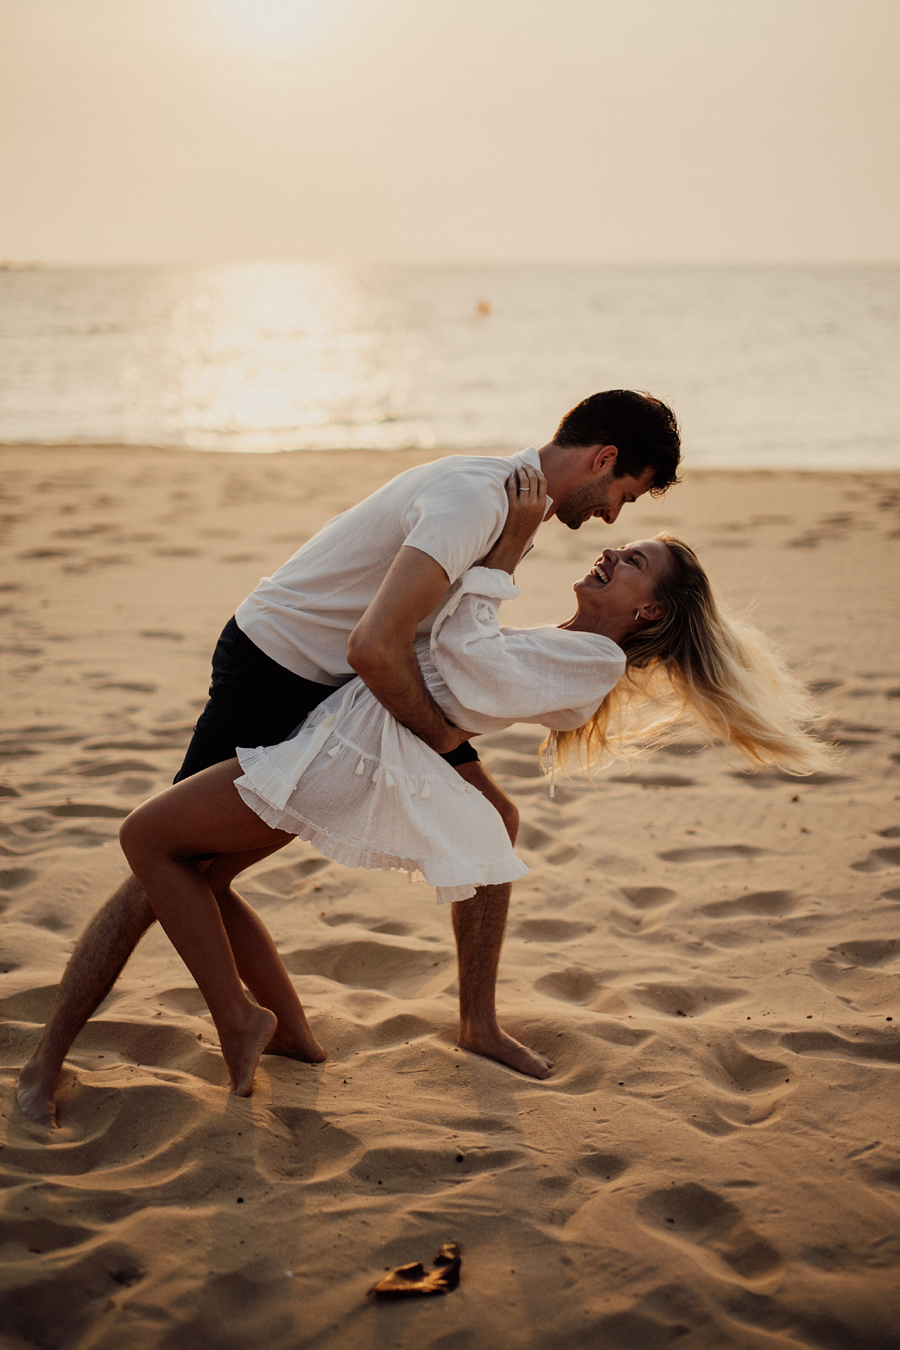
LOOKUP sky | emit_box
[0,0,898,265]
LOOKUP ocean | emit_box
[1,262,898,468]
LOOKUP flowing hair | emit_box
[546,534,831,778]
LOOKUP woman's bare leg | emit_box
[120,761,305,1095]
[203,851,326,1062]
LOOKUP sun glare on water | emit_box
[203,0,333,53]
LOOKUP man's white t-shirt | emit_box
[235,447,545,685]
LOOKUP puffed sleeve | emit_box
[429,567,626,725]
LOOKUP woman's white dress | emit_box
[234,568,625,904]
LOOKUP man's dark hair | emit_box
[554,390,681,495]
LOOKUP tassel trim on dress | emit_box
[237,732,469,812]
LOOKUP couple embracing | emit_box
[18,390,826,1126]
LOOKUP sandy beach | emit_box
[2,444,900,1349]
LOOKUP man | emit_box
[17,389,680,1125]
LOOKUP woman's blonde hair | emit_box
[547,534,831,778]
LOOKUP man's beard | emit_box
[556,478,611,531]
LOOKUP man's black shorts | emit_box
[173,616,479,784]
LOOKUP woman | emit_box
[119,467,828,1094]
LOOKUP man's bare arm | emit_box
[346,547,473,754]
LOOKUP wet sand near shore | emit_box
[1,444,900,1349]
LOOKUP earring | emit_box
[634,609,641,621]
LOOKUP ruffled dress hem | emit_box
[235,776,527,904]
[234,688,530,905]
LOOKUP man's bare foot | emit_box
[221,1004,279,1096]
[457,1023,552,1079]
[264,1024,327,1064]
[15,1058,60,1128]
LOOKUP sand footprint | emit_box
[45,803,130,819]
[851,846,900,873]
[155,986,208,1016]
[367,920,417,936]
[808,941,900,1007]
[533,967,604,1004]
[352,1011,435,1050]
[449,1113,517,1134]
[350,1143,523,1192]
[826,939,900,968]
[781,1027,900,1066]
[658,845,764,864]
[608,906,667,937]
[0,867,37,892]
[637,1182,782,1279]
[321,1009,437,1062]
[608,771,696,788]
[246,856,330,898]
[827,720,881,748]
[75,758,159,777]
[809,678,843,694]
[97,681,157,695]
[682,1095,784,1138]
[317,910,375,928]
[658,740,707,757]
[631,982,746,1018]
[282,940,451,997]
[515,918,595,942]
[0,738,39,761]
[64,553,133,573]
[583,1019,653,1049]
[575,1151,630,1182]
[700,890,796,919]
[545,844,579,865]
[700,1035,791,1095]
[731,768,848,788]
[854,1150,900,1199]
[0,1211,96,1263]
[0,987,59,1031]
[259,1106,358,1179]
[620,886,677,910]
[17,547,76,559]
[85,727,192,752]
[610,887,676,935]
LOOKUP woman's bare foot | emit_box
[457,1021,552,1079]
[264,1022,327,1064]
[221,1004,279,1096]
[15,1057,59,1127]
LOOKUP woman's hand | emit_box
[482,466,548,574]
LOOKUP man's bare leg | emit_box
[17,832,321,1125]
[452,882,551,1079]
[16,873,156,1126]
[451,761,552,1080]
